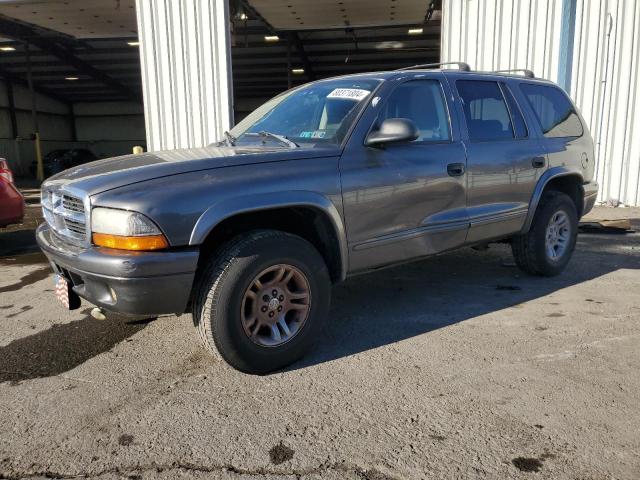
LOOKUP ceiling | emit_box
[0,0,137,39]
[0,0,441,104]
[249,0,436,30]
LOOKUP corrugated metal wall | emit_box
[442,0,640,206]
[572,0,640,206]
[135,0,233,152]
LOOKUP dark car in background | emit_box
[29,148,98,179]
[0,158,24,228]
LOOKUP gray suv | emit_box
[37,64,598,373]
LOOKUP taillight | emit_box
[0,158,14,183]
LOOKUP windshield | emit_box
[228,78,382,147]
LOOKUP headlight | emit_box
[91,207,168,251]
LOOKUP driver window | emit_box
[379,80,451,142]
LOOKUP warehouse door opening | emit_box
[231,0,442,121]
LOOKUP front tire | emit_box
[511,191,578,276]
[193,230,331,374]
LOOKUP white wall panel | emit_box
[571,0,640,206]
[442,0,564,78]
[442,0,640,206]
[135,0,233,151]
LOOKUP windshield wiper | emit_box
[223,130,236,146]
[244,131,299,148]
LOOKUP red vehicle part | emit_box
[0,158,25,228]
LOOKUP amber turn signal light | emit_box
[92,233,169,251]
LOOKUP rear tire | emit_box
[511,191,578,276]
[192,230,331,374]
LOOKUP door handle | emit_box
[532,156,546,168]
[447,163,466,177]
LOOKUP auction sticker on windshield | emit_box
[327,88,371,101]
[299,131,327,138]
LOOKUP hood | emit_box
[43,145,340,196]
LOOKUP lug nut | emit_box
[269,311,274,317]
[272,289,278,297]
[277,305,283,312]
[262,295,270,302]
[261,306,267,312]
[279,295,284,301]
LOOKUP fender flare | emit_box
[189,191,349,281]
[521,167,584,233]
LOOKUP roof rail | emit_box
[396,62,471,72]
[493,69,535,78]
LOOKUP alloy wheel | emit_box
[545,210,571,261]
[240,264,311,347]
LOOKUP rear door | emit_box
[340,73,469,272]
[450,75,546,243]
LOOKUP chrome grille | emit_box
[42,188,87,244]
[62,195,84,213]
[64,218,86,235]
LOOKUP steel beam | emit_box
[0,65,69,103]
[289,32,315,80]
[5,80,17,139]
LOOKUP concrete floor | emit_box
[0,206,639,479]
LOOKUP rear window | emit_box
[520,83,583,138]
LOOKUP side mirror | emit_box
[365,118,419,147]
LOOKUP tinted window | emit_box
[520,84,583,137]
[457,80,514,141]
[378,80,450,142]
[501,84,528,138]
[230,78,381,146]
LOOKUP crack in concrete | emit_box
[0,461,399,480]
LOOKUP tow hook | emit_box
[90,307,107,321]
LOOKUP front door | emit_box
[341,75,469,273]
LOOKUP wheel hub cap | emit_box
[545,210,570,261]
[241,264,311,347]
[268,297,280,311]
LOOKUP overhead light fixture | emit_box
[375,41,405,50]
[408,28,424,35]
[127,40,140,46]
[291,68,305,75]
[65,76,79,81]
[0,46,16,52]
[264,35,280,42]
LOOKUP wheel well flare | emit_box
[197,207,343,283]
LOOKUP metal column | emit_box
[135,0,234,151]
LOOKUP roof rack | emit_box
[396,62,471,72]
[493,69,535,78]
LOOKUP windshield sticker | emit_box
[327,88,371,101]
[299,131,327,139]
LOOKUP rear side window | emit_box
[378,79,451,142]
[501,84,528,138]
[520,84,583,137]
[456,80,514,141]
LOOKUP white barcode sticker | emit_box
[327,88,371,101]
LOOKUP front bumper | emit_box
[36,223,199,315]
[582,181,599,217]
